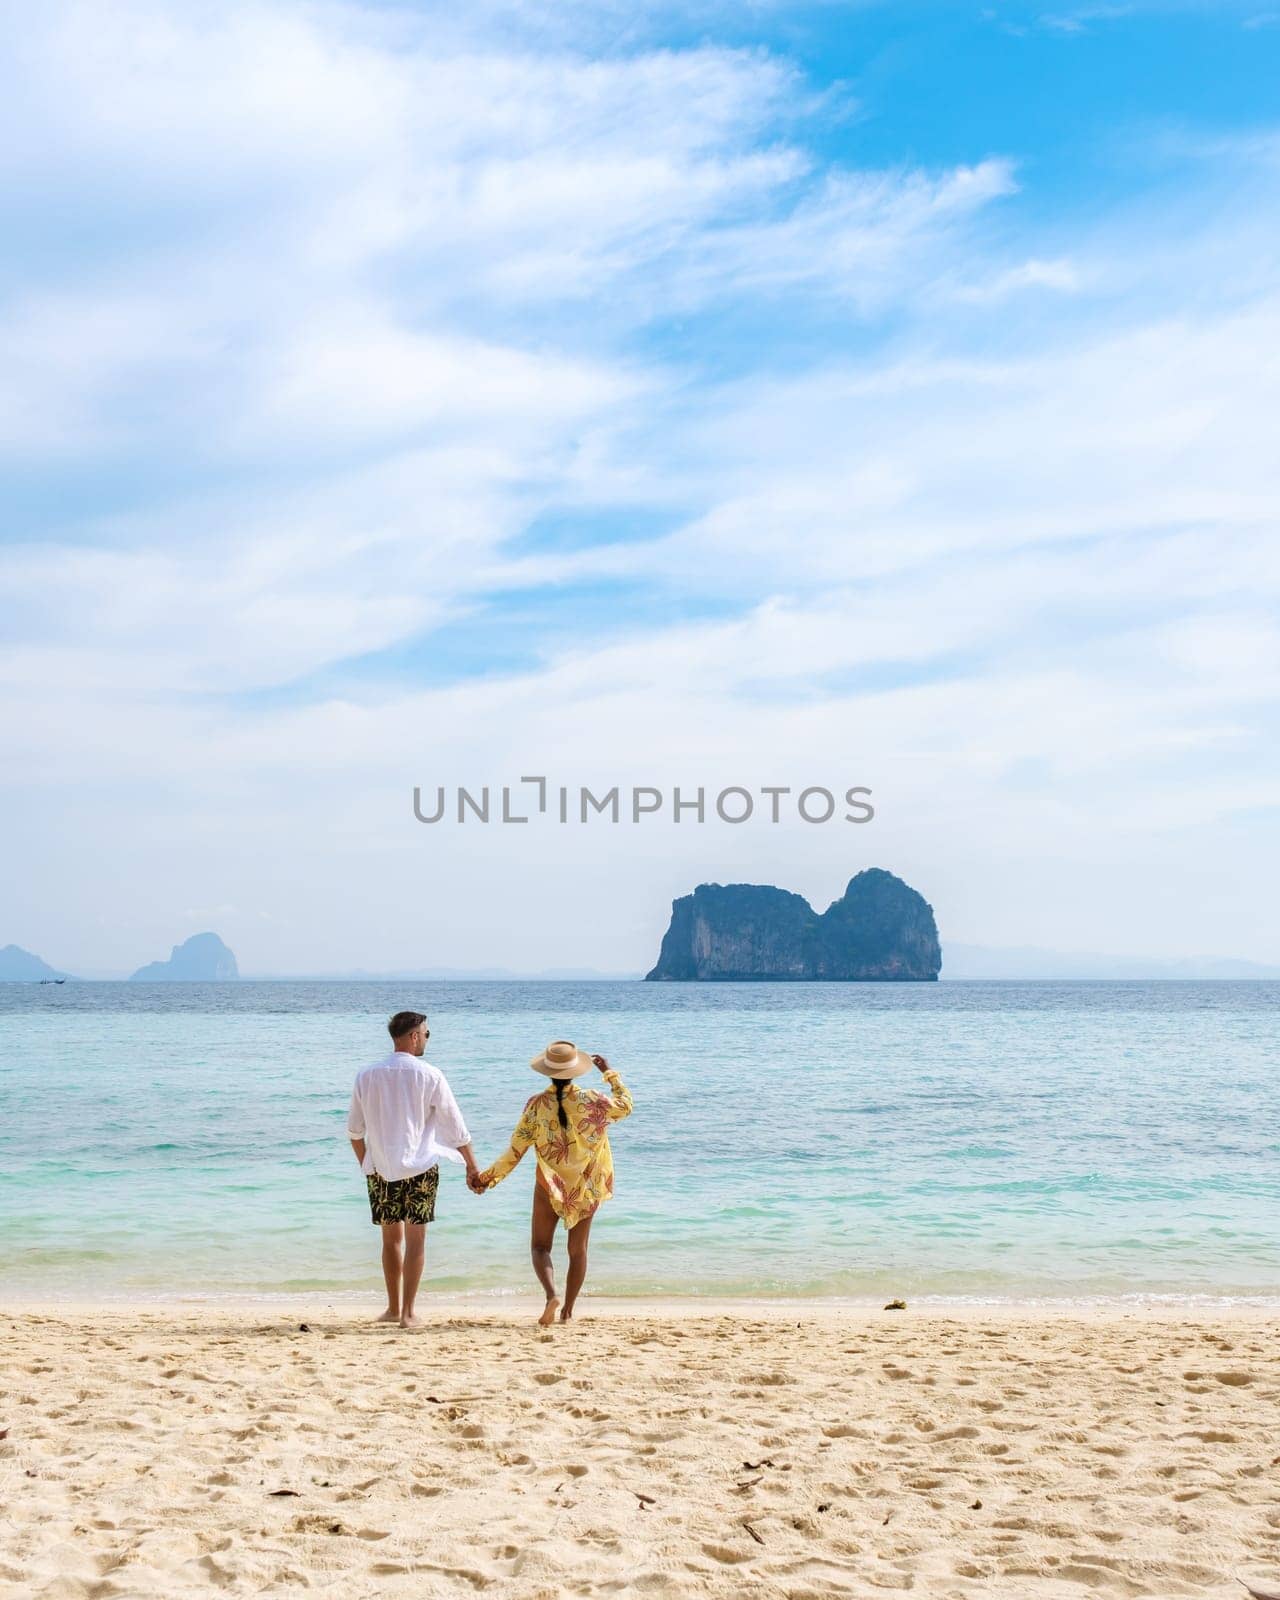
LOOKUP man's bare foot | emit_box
[560,1308,576,1322]
[376,1308,400,1324]
[399,1312,423,1330]
[538,1297,561,1327]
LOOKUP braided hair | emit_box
[551,1077,571,1131]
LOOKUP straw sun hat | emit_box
[529,1039,596,1079]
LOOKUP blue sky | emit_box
[2,0,1278,973]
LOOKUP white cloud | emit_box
[1,0,1278,971]
[946,257,1083,303]
[1039,4,1135,34]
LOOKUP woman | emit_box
[475,1040,632,1326]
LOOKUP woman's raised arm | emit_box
[592,1055,633,1122]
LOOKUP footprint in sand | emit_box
[293,1514,346,1535]
[700,1542,753,1564]
[195,1554,236,1586]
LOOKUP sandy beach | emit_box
[2,1302,1278,1598]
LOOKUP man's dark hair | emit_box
[388,1010,427,1041]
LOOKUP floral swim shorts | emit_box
[366,1166,439,1225]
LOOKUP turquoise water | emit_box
[0,980,1276,1303]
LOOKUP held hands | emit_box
[592,1054,610,1074]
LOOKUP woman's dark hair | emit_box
[551,1078,571,1131]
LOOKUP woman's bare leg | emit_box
[562,1212,594,1321]
[531,1182,560,1325]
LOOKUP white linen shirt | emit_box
[347,1053,471,1181]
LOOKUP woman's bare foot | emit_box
[400,1312,423,1330]
[376,1308,400,1324]
[559,1308,575,1323]
[538,1297,561,1327]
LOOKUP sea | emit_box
[1,980,1276,1306]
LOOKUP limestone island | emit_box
[645,868,941,981]
[130,932,240,982]
[0,944,71,982]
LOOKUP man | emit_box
[347,1011,482,1329]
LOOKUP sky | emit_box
[2,0,1278,976]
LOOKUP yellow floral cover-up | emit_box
[480,1069,633,1228]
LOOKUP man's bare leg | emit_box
[531,1184,560,1326]
[379,1222,404,1322]
[561,1213,593,1322]
[400,1223,427,1329]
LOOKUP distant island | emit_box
[646,868,941,981]
[130,932,239,982]
[941,944,1280,980]
[0,944,72,982]
[4,921,1273,982]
